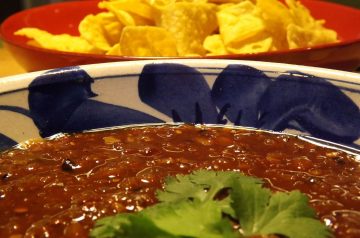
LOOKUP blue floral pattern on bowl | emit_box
[0,60,359,151]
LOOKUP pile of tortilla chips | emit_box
[15,0,338,57]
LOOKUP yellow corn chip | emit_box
[160,2,217,55]
[27,40,41,48]
[98,1,156,25]
[257,0,292,27]
[285,0,337,49]
[227,35,273,54]
[146,0,176,10]
[217,1,265,48]
[96,12,123,46]
[256,0,292,50]
[178,0,208,3]
[98,3,135,26]
[286,0,315,27]
[203,34,228,55]
[15,28,101,53]
[106,43,121,55]
[119,26,178,56]
[79,14,111,52]
[287,23,337,49]
[209,0,248,3]
[218,0,255,15]
[14,0,339,57]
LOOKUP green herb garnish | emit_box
[90,170,332,238]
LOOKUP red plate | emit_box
[1,0,360,72]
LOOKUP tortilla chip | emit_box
[14,0,338,57]
[203,34,228,55]
[98,1,156,25]
[287,23,337,49]
[160,2,217,55]
[79,14,111,52]
[95,12,123,46]
[217,1,265,47]
[106,43,121,55]
[15,28,101,53]
[120,26,178,56]
[227,35,273,54]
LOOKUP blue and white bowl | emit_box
[0,60,359,152]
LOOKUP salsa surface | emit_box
[0,124,359,237]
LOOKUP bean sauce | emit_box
[0,124,359,237]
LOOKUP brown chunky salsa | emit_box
[0,124,359,237]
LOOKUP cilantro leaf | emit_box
[157,170,262,203]
[157,170,262,217]
[156,173,209,203]
[90,215,130,238]
[91,213,180,238]
[91,199,237,238]
[90,170,332,238]
[230,178,271,234]
[142,199,236,238]
[231,181,332,238]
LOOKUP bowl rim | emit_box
[1,59,360,94]
[1,59,360,155]
[1,0,360,61]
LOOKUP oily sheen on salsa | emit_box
[0,124,359,237]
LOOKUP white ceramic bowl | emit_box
[0,59,359,152]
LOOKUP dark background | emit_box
[1,0,360,23]
[1,0,66,23]
[0,0,360,22]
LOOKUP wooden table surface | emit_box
[0,41,26,77]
